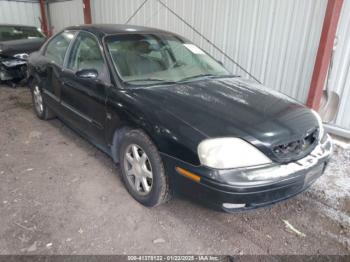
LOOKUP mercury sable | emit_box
[27,25,332,212]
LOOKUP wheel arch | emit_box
[110,121,161,164]
[111,125,132,163]
[27,73,41,89]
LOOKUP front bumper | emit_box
[0,59,27,81]
[161,135,332,212]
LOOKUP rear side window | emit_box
[45,31,75,66]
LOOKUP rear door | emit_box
[60,31,110,148]
[40,31,76,113]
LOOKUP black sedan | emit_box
[27,24,332,212]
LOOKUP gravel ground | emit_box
[0,86,349,255]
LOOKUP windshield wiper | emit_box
[178,74,239,83]
[178,74,216,83]
[124,78,177,85]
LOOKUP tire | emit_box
[30,79,55,120]
[119,129,171,207]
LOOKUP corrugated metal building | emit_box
[48,0,84,34]
[327,0,350,131]
[0,0,41,27]
[2,0,350,132]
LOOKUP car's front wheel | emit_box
[119,129,171,207]
[30,80,55,120]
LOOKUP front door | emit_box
[60,31,110,148]
[40,30,76,113]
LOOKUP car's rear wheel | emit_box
[119,129,171,207]
[30,80,55,120]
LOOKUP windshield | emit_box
[0,26,44,42]
[106,34,229,85]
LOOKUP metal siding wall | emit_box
[91,0,327,103]
[326,0,350,130]
[49,0,84,34]
[0,0,41,27]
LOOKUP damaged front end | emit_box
[0,25,46,86]
[0,53,28,83]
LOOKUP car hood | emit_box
[0,38,45,58]
[133,77,318,149]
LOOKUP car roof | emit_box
[0,24,39,29]
[65,24,174,36]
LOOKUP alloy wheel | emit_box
[124,144,153,196]
[33,85,43,114]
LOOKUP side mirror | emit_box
[75,69,98,79]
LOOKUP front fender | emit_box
[106,88,205,165]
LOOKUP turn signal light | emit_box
[175,167,201,183]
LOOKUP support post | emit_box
[83,0,92,24]
[39,0,49,36]
[306,0,343,110]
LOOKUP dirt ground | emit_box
[0,85,349,255]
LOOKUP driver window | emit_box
[67,32,105,75]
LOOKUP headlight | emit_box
[1,59,26,67]
[13,53,29,60]
[311,109,325,140]
[198,138,272,169]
